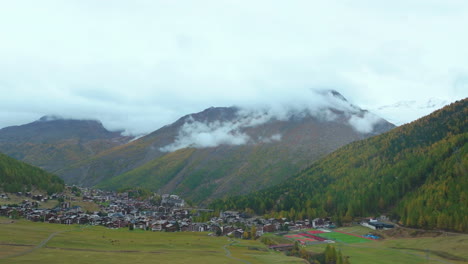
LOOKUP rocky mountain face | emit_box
[58,90,395,203]
[0,116,133,172]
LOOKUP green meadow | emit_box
[302,227,468,264]
[2,219,467,264]
[0,218,303,264]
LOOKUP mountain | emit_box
[58,90,395,203]
[0,116,133,172]
[211,98,467,232]
[0,152,64,194]
[372,98,449,125]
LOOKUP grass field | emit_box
[0,218,304,264]
[2,219,467,264]
[304,227,468,264]
[335,226,377,236]
[315,231,372,243]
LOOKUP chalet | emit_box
[180,223,190,232]
[269,244,294,251]
[312,218,324,228]
[220,211,240,219]
[161,194,185,207]
[48,217,60,224]
[209,224,222,234]
[361,218,394,230]
[168,223,179,232]
[233,229,244,239]
[134,219,148,230]
[263,224,277,233]
[222,225,235,236]
[151,220,168,231]
[256,225,264,236]
[367,221,394,230]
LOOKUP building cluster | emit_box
[205,211,335,238]
[0,189,192,230]
[1,188,336,236]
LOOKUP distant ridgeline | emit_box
[211,98,467,232]
[0,152,64,194]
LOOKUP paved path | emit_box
[223,239,252,264]
[0,225,90,260]
[0,231,61,260]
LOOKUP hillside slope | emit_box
[211,98,467,232]
[0,116,133,172]
[0,152,64,194]
[60,91,395,202]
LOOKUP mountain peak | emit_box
[38,115,64,122]
[328,89,349,102]
[36,115,103,126]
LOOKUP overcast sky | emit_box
[0,0,467,135]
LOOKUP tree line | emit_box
[0,152,64,194]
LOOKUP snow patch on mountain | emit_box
[371,98,449,125]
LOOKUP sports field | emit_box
[316,230,372,243]
[306,227,468,264]
[276,227,468,264]
[0,218,304,264]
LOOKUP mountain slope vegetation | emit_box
[211,98,468,232]
[0,116,133,172]
[83,92,394,202]
[0,152,64,194]
[95,114,392,203]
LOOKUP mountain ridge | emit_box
[61,91,395,202]
[0,116,133,172]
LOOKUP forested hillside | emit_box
[0,152,64,194]
[211,99,467,232]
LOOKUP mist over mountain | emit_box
[54,90,394,202]
[161,90,389,152]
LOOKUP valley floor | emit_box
[284,226,468,264]
[0,218,303,264]
[1,218,467,264]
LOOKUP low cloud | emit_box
[160,118,251,152]
[160,90,386,152]
[259,134,282,143]
[348,111,384,133]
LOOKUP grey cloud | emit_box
[0,1,467,135]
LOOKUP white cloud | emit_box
[159,118,251,152]
[0,0,467,134]
[160,90,386,152]
[348,112,384,133]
